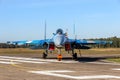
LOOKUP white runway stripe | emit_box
[112,68,120,70]
[29,70,120,79]
[0,61,18,64]
[0,56,78,63]
[88,62,120,65]
[0,58,47,64]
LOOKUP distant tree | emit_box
[87,36,120,48]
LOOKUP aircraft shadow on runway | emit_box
[77,56,120,62]
[77,57,106,62]
[34,56,120,62]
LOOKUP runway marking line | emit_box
[87,62,120,65]
[10,60,43,71]
[0,61,18,64]
[0,58,47,64]
[29,70,120,80]
[1,56,120,80]
[0,56,78,64]
[112,68,120,70]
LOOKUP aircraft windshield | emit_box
[56,29,63,34]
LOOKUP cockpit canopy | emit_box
[56,28,63,34]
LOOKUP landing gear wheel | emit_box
[42,52,47,59]
[72,53,77,60]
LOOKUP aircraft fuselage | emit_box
[53,31,68,48]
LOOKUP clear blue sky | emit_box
[0,0,120,42]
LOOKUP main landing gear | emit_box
[42,49,78,61]
[72,53,77,60]
[42,49,63,61]
[72,49,78,60]
[42,50,48,59]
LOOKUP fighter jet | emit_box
[9,28,112,60]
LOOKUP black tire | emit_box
[42,52,47,59]
[72,53,77,60]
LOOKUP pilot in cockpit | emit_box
[56,29,63,34]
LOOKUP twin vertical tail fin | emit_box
[44,20,46,40]
[73,24,77,40]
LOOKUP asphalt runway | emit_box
[0,54,120,80]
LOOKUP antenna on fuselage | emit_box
[73,24,77,40]
[44,20,47,40]
[73,24,75,35]
[65,28,68,37]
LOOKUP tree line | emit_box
[88,36,120,48]
[0,43,27,48]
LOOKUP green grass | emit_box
[0,48,120,54]
[107,58,120,63]
[83,48,120,54]
[0,48,44,54]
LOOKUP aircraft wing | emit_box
[8,39,53,49]
[68,39,112,45]
[26,40,45,49]
[68,39,112,49]
[26,39,53,49]
[10,40,28,45]
[75,39,112,45]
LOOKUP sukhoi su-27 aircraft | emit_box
[9,28,112,60]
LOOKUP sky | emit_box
[0,0,120,42]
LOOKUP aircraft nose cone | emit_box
[55,38,63,45]
[54,35,64,47]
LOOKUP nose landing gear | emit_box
[57,54,62,61]
[72,49,78,60]
[57,49,63,61]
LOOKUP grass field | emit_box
[82,48,120,54]
[0,48,44,54]
[0,48,120,54]
[107,58,120,63]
